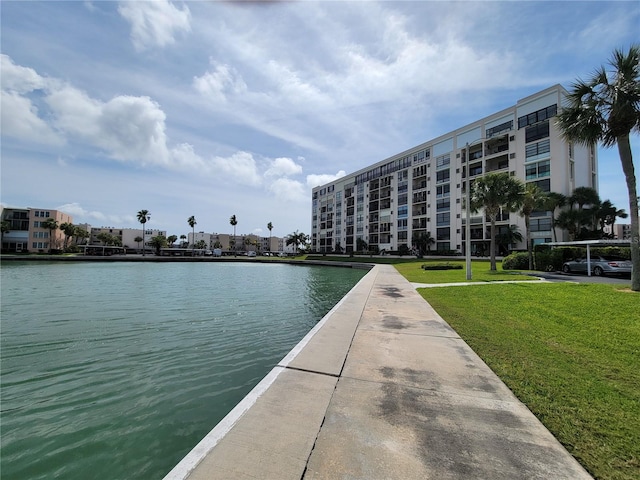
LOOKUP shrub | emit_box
[502,252,530,270]
[421,263,463,271]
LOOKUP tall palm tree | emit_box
[59,222,76,250]
[286,230,308,255]
[519,184,547,269]
[556,44,640,290]
[267,221,273,252]
[187,216,197,252]
[41,218,59,253]
[597,200,628,238]
[229,214,238,254]
[136,210,150,256]
[544,192,567,242]
[470,172,524,271]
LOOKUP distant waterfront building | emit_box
[89,227,166,252]
[1,206,73,253]
[606,223,632,240]
[310,85,597,254]
[188,231,285,253]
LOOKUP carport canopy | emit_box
[544,239,632,277]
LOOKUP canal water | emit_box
[0,261,366,479]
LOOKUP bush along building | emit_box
[311,85,597,255]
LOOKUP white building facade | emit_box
[311,85,597,255]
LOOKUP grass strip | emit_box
[415,282,639,480]
[394,259,537,283]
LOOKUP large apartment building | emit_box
[1,206,73,253]
[311,85,597,255]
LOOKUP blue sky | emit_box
[1,1,638,240]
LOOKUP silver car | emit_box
[561,256,632,276]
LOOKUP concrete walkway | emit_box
[164,265,592,480]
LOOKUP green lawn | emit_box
[413,282,639,480]
[394,259,537,283]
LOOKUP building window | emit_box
[436,184,450,198]
[397,219,408,230]
[437,227,450,240]
[525,121,550,143]
[518,104,557,129]
[436,212,450,226]
[436,154,450,169]
[436,170,450,184]
[436,242,451,251]
[486,120,513,138]
[525,160,550,180]
[398,206,408,218]
[532,178,551,192]
[525,139,550,162]
[436,198,450,212]
[530,218,552,232]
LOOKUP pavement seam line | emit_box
[298,265,380,480]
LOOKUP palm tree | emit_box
[599,200,628,238]
[149,235,167,256]
[470,172,524,271]
[555,209,588,241]
[134,236,143,250]
[569,186,600,212]
[41,218,59,253]
[267,222,273,252]
[496,224,523,256]
[59,222,75,250]
[286,230,308,255]
[556,44,640,290]
[187,216,197,252]
[74,226,90,246]
[544,192,567,242]
[412,231,435,256]
[179,234,187,247]
[229,215,238,255]
[519,184,547,269]
[136,210,150,256]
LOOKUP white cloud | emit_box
[264,157,303,177]
[0,54,47,93]
[56,202,134,226]
[267,177,307,202]
[193,62,247,103]
[1,91,64,146]
[210,151,262,186]
[306,171,347,189]
[45,86,171,165]
[118,0,191,51]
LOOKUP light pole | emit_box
[464,138,487,281]
[465,142,472,280]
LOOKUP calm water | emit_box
[0,261,366,479]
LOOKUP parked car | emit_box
[561,256,632,276]
[247,251,256,257]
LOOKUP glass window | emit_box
[436,170,450,184]
[525,121,550,143]
[436,212,450,226]
[436,184,450,198]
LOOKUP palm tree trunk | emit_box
[525,215,533,270]
[617,134,640,291]
[489,218,497,271]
